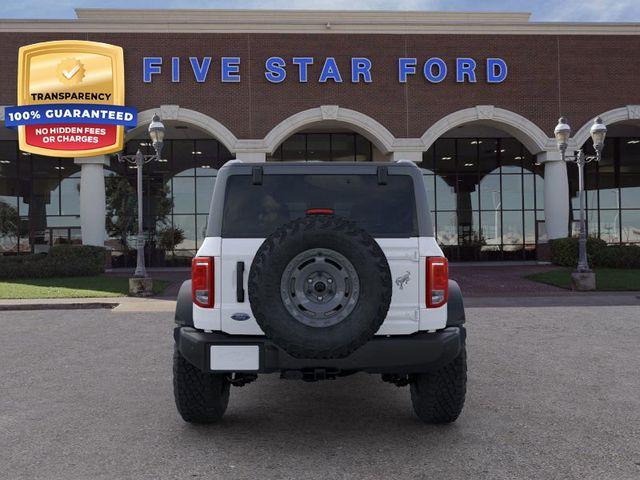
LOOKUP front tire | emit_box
[173,345,230,424]
[410,344,467,424]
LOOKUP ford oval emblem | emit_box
[231,312,251,321]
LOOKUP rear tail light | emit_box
[426,257,448,308]
[192,257,214,308]
[306,208,335,215]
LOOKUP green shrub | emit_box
[0,245,106,279]
[550,237,640,268]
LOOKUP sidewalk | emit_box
[1,265,638,311]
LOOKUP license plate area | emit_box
[210,345,259,371]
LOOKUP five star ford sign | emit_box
[5,40,137,158]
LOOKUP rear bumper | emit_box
[174,326,465,375]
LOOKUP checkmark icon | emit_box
[62,64,80,79]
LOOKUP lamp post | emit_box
[117,114,165,285]
[553,116,607,289]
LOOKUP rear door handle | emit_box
[236,261,245,303]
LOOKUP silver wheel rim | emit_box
[280,248,360,327]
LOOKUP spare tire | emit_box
[248,214,392,359]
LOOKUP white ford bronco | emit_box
[173,160,467,424]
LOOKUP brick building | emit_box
[0,9,639,264]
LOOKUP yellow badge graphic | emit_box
[6,40,136,158]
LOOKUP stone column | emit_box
[235,151,266,162]
[538,151,569,240]
[74,155,109,246]
[391,151,422,163]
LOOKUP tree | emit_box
[105,176,173,252]
[0,201,21,251]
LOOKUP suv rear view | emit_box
[173,161,467,424]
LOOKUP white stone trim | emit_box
[263,106,397,154]
[1,10,639,35]
[127,106,239,153]
[420,106,553,154]
[572,105,640,148]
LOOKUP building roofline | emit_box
[0,9,638,35]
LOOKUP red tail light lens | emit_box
[192,257,214,308]
[426,257,448,308]
[306,208,335,215]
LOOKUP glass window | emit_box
[196,214,209,248]
[502,175,523,210]
[196,176,215,214]
[619,138,640,174]
[502,211,524,247]
[457,138,478,173]
[436,211,457,245]
[479,175,501,211]
[60,177,80,215]
[331,134,355,162]
[420,147,434,171]
[222,174,417,238]
[172,214,196,251]
[435,175,456,211]
[31,155,59,178]
[0,141,18,177]
[355,134,372,162]
[621,210,640,243]
[481,210,501,245]
[620,174,640,209]
[306,134,331,162]
[434,139,456,176]
[172,177,195,214]
[599,210,620,243]
[282,134,306,162]
[477,139,498,174]
[173,140,195,176]
[500,138,523,174]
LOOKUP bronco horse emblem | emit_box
[395,271,411,290]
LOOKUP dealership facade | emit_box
[0,9,639,264]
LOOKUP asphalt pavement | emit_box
[1,306,639,479]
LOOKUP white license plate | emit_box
[210,345,259,371]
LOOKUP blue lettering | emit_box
[351,57,372,83]
[292,57,313,82]
[456,58,477,83]
[265,56,286,83]
[189,57,211,83]
[171,57,180,83]
[319,57,342,83]
[143,57,162,83]
[424,58,447,83]
[221,57,241,83]
[487,58,508,83]
[398,58,417,83]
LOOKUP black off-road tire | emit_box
[173,345,230,424]
[410,343,467,424]
[248,214,392,359]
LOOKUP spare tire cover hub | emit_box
[280,248,360,328]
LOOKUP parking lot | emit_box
[1,304,639,480]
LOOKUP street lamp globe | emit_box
[148,113,165,155]
[589,116,607,154]
[554,117,571,153]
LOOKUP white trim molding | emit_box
[572,105,640,148]
[420,106,553,154]
[128,106,239,153]
[262,106,397,154]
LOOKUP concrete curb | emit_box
[0,302,119,312]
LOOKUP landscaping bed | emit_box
[526,268,640,291]
[0,275,169,299]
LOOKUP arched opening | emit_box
[416,123,545,261]
[108,120,234,267]
[263,106,395,161]
[266,123,386,162]
[570,120,640,245]
[0,126,84,255]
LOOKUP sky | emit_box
[0,0,639,22]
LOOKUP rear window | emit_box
[221,174,417,238]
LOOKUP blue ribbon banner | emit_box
[4,104,137,128]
